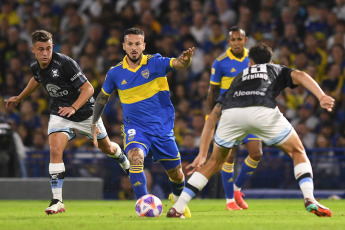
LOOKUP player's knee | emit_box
[49,145,63,155]
[127,148,144,165]
[249,149,263,161]
[207,157,224,172]
[166,165,184,182]
[226,154,235,163]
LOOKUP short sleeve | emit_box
[62,59,87,88]
[153,53,174,75]
[281,66,297,89]
[210,60,222,86]
[102,71,116,95]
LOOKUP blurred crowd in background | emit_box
[1,0,345,198]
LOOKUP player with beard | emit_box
[91,28,194,217]
[5,30,130,215]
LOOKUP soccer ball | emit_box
[135,194,163,217]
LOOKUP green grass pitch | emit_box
[0,199,344,230]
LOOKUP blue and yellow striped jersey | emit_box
[102,54,176,136]
[210,48,249,95]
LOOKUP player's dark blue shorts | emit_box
[240,134,261,145]
[122,125,181,170]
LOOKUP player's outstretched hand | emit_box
[5,96,21,108]
[319,95,335,112]
[91,124,101,147]
[179,47,195,61]
[58,106,76,118]
[186,154,207,175]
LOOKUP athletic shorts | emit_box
[48,115,107,141]
[121,125,181,170]
[215,106,293,148]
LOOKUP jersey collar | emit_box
[122,54,148,72]
[227,48,248,62]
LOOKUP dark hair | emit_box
[229,26,246,36]
[248,43,273,64]
[124,28,144,37]
[31,30,52,44]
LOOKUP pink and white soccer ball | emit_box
[135,194,163,217]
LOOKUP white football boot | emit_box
[45,199,65,215]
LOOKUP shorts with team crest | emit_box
[48,115,107,141]
[121,125,181,170]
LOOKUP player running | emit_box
[91,28,194,218]
[5,30,130,215]
[168,43,333,218]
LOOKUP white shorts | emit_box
[214,106,293,148]
[48,115,107,141]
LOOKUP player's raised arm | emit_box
[172,47,195,69]
[5,77,41,108]
[91,90,111,147]
[187,103,222,175]
[290,70,335,112]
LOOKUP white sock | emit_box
[226,198,235,204]
[172,194,179,202]
[234,184,241,192]
[294,162,315,200]
[173,172,208,213]
[49,163,65,201]
[107,142,130,170]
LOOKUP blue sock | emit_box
[234,156,260,189]
[129,165,147,199]
[168,177,185,196]
[221,162,234,199]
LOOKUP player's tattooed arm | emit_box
[215,102,222,119]
[92,91,110,124]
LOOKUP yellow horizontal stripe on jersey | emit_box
[220,76,235,90]
[118,77,169,104]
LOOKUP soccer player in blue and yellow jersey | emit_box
[91,28,194,217]
[200,27,262,210]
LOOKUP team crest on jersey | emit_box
[141,69,149,79]
[51,69,59,78]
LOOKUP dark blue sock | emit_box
[234,156,259,188]
[129,165,147,199]
[221,162,234,199]
[168,177,185,196]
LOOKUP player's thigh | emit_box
[150,132,181,171]
[215,109,247,149]
[249,107,293,146]
[276,129,308,165]
[75,116,108,140]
